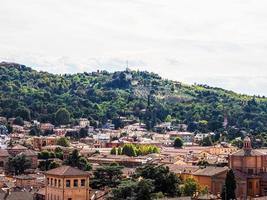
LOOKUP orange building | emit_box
[45,166,90,200]
[229,136,267,198]
[33,136,57,150]
[192,166,228,195]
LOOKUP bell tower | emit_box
[243,136,252,150]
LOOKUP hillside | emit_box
[1,62,267,135]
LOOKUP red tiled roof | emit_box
[8,144,27,150]
[231,149,265,156]
[19,149,38,156]
[193,166,228,177]
[0,149,10,157]
[45,165,90,176]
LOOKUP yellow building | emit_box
[45,166,90,200]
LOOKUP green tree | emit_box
[110,179,154,200]
[122,144,137,157]
[66,149,80,167]
[79,128,88,138]
[6,154,31,175]
[182,178,200,197]
[174,137,183,148]
[13,116,24,126]
[221,169,236,200]
[15,106,31,121]
[56,137,70,147]
[91,165,123,189]
[38,150,50,159]
[65,149,91,171]
[55,108,70,125]
[110,147,117,155]
[165,115,172,122]
[78,157,92,171]
[118,147,122,155]
[48,161,60,169]
[136,164,181,197]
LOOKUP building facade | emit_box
[229,136,267,198]
[45,166,90,200]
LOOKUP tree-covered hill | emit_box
[1,61,267,135]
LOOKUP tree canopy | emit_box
[135,164,181,197]
[6,154,31,175]
[1,62,267,136]
[55,108,70,125]
[174,137,183,148]
[56,137,70,147]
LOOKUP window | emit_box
[74,179,78,187]
[81,179,86,187]
[47,178,49,186]
[68,198,72,200]
[248,169,254,175]
[66,180,71,188]
[54,179,57,187]
[58,180,61,187]
[51,178,53,186]
[248,182,253,189]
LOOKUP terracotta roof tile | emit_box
[193,166,228,177]
[0,149,10,157]
[45,165,90,176]
[231,149,265,156]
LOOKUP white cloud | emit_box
[0,0,267,95]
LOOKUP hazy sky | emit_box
[1,0,267,96]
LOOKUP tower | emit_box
[243,136,252,150]
[45,166,90,200]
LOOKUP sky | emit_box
[1,0,267,96]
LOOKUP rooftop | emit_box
[8,144,27,150]
[45,165,90,176]
[193,166,228,177]
[231,149,265,156]
[0,149,10,157]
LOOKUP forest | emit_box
[1,62,267,137]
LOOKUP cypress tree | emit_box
[221,169,236,200]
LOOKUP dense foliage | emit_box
[90,165,123,189]
[111,144,160,157]
[181,178,208,197]
[109,179,155,200]
[65,149,92,171]
[1,62,267,135]
[135,164,181,197]
[6,154,31,175]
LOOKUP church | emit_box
[229,136,267,198]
